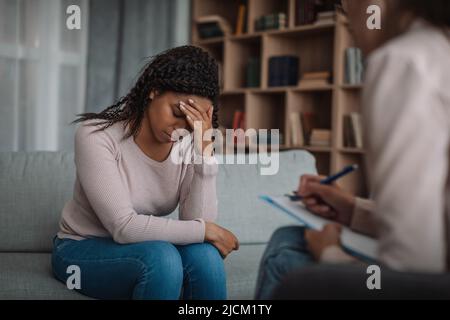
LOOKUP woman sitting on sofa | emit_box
[255,0,450,299]
[52,45,239,300]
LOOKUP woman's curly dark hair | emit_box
[73,45,220,139]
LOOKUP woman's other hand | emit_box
[204,222,239,258]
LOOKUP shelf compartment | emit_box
[247,0,290,33]
[217,93,246,130]
[246,92,286,144]
[224,36,262,90]
[262,28,335,89]
[335,89,362,149]
[286,90,333,148]
[192,0,241,43]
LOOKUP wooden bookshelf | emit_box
[192,0,368,197]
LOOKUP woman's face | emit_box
[343,0,390,55]
[146,91,212,143]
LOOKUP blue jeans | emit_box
[254,226,315,300]
[51,236,226,300]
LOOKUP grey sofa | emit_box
[0,150,317,300]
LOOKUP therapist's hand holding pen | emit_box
[296,171,357,226]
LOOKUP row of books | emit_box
[290,111,331,147]
[255,13,287,32]
[345,47,364,85]
[343,113,364,148]
[195,0,337,40]
[310,129,331,147]
[268,56,299,87]
[229,112,286,146]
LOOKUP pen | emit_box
[285,164,359,201]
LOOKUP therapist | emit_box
[255,0,450,299]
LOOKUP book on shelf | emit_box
[246,57,260,88]
[314,10,336,25]
[296,0,338,26]
[289,112,305,146]
[232,111,246,131]
[268,56,300,87]
[302,71,331,80]
[343,112,363,148]
[345,47,365,85]
[196,15,232,39]
[298,71,331,88]
[298,78,330,88]
[343,114,355,148]
[255,12,287,32]
[295,0,317,26]
[300,111,317,144]
[310,128,331,147]
[235,3,247,35]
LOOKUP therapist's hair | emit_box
[399,0,450,28]
[73,45,220,139]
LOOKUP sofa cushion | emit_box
[224,243,267,299]
[0,152,76,252]
[0,252,91,300]
[0,244,266,300]
[0,150,316,252]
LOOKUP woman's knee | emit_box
[181,243,225,275]
[136,241,184,281]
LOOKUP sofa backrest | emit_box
[0,150,317,252]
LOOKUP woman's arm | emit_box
[75,123,205,245]
[363,48,449,272]
[178,154,219,222]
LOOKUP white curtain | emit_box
[85,0,191,113]
[0,0,88,151]
[117,0,191,97]
[0,0,190,151]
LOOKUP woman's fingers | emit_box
[187,99,209,122]
[207,105,213,122]
[179,101,198,121]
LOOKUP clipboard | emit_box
[259,195,379,261]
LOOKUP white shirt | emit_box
[322,20,450,273]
